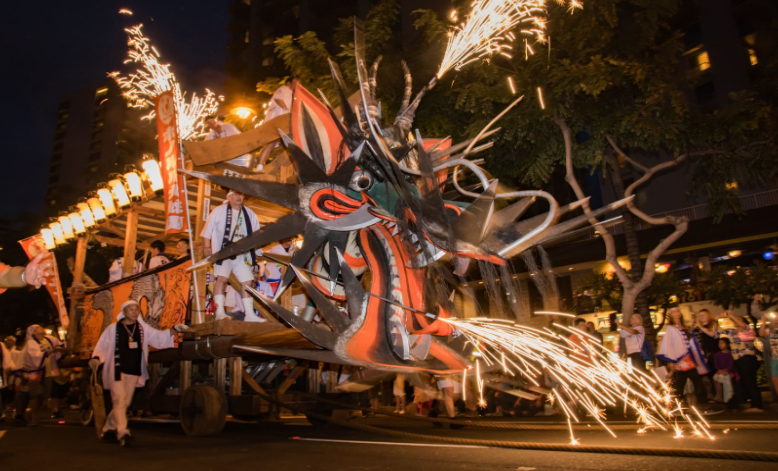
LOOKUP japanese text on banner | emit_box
[154,91,189,234]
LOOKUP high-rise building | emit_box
[44,80,155,217]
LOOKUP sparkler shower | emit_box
[439,316,715,444]
[109,24,222,140]
[437,0,582,79]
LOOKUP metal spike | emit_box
[246,286,337,349]
[179,170,300,210]
[290,265,350,334]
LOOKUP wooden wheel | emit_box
[179,385,227,436]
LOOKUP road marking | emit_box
[291,437,488,449]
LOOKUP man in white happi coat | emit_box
[89,300,180,445]
[202,190,263,322]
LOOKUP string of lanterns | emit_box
[40,155,164,250]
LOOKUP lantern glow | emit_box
[109,177,131,209]
[142,158,164,193]
[68,211,86,235]
[97,187,117,216]
[124,170,143,200]
[40,229,56,250]
[77,201,96,228]
[49,222,66,245]
[58,215,75,240]
[88,197,107,223]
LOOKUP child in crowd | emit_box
[713,338,738,409]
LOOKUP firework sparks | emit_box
[437,317,713,443]
[437,0,582,79]
[118,8,133,16]
[110,24,222,140]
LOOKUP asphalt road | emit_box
[2,412,778,471]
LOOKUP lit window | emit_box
[748,49,758,66]
[695,51,710,71]
[262,57,273,66]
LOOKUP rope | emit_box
[263,392,778,462]
[296,391,778,431]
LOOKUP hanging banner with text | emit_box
[154,90,189,235]
[18,236,69,328]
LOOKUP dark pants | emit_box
[628,352,647,371]
[672,368,705,403]
[735,355,762,409]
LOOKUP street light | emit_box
[232,106,255,120]
[77,199,95,228]
[97,186,117,217]
[124,166,143,200]
[68,208,86,235]
[142,156,164,194]
[40,228,56,250]
[58,213,75,240]
[87,196,107,223]
[108,174,131,209]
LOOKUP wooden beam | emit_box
[276,362,307,396]
[192,180,208,325]
[150,361,181,397]
[183,114,290,166]
[135,206,166,219]
[67,235,88,342]
[99,222,126,238]
[94,234,150,251]
[229,357,243,396]
[241,369,268,396]
[122,208,139,276]
[214,358,227,391]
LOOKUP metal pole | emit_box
[178,141,203,324]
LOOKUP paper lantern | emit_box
[142,158,164,193]
[77,200,95,228]
[109,176,131,209]
[87,197,107,223]
[58,214,75,240]
[49,222,66,245]
[97,187,117,216]
[40,228,56,250]
[124,169,143,200]
[68,211,86,235]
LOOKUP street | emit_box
[2,411,777,470]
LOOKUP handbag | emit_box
[639,335,654,362]
[676,353,696,371]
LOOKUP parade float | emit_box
[25,1,719,443]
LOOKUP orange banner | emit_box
[18,236,68,328]
[79,258,191,356]
[154,90,189,234]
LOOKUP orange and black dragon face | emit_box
[184,28,630,374]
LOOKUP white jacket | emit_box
[92,315,175,388]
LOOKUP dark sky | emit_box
[0,1,230,218]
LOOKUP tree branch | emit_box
[555,115,633,288]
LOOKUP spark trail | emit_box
[438,316,713,442]
[109,24,222,140]
[437,0,582,78]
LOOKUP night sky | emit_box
[0,1,230,218]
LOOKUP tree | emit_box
[258,0,777,341]
[703,262,778,317]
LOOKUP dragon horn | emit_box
[369,55,383,102]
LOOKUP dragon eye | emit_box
[349,170,374,192]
